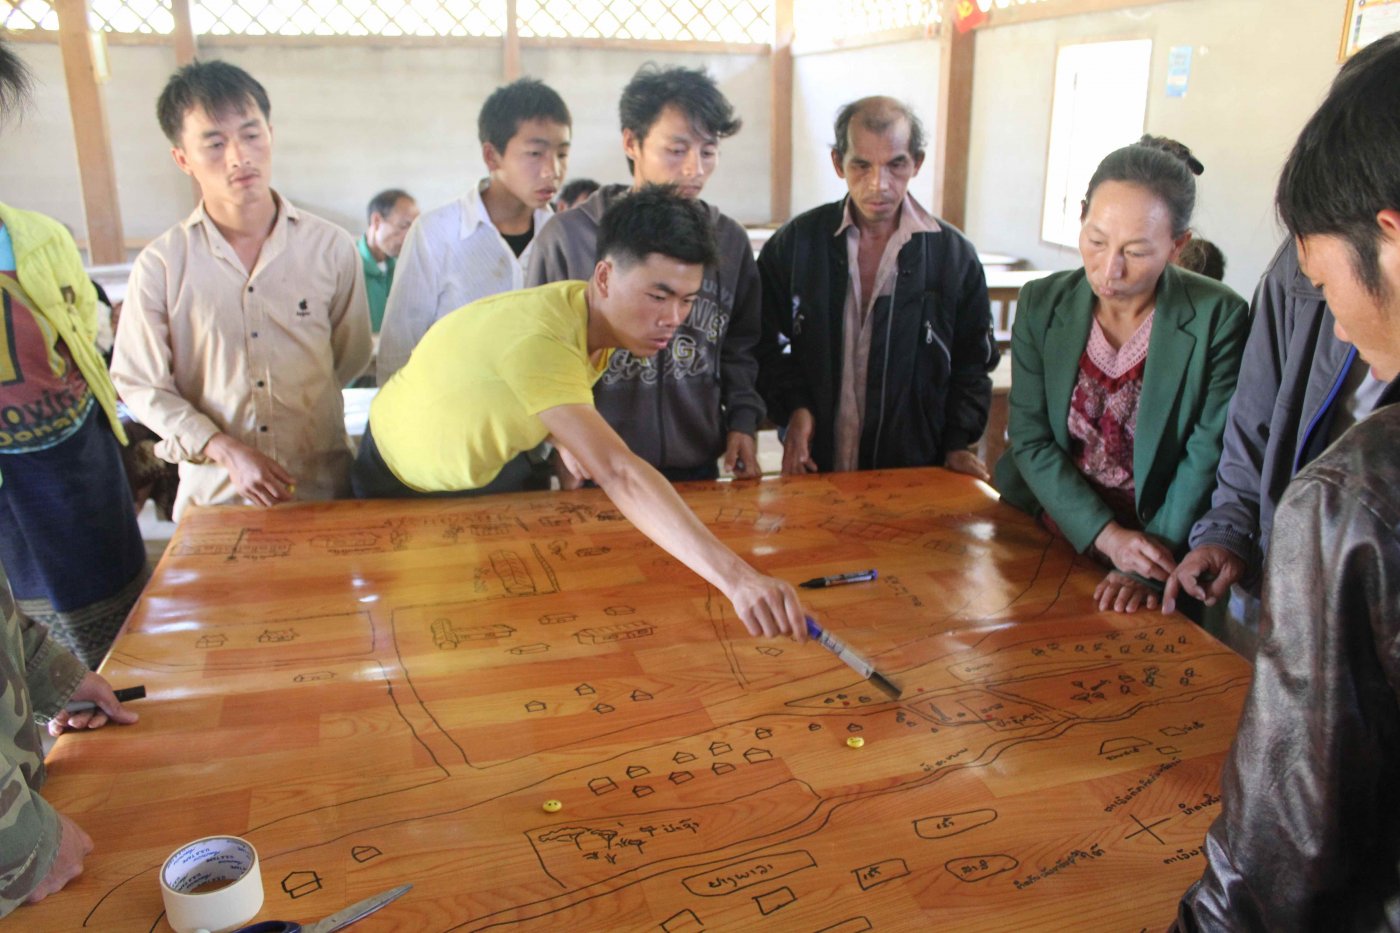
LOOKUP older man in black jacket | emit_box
[757,97,998,479]
[1175,31,1400,932]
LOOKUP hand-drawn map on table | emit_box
[25,469,1249,932]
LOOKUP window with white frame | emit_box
[1040,38,1152,247]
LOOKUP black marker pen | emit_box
[799,569,878,589]
[65,684,146,714]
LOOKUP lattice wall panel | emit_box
[795,0,939,43]
[3,0,772,40]
[192,0,505,37]
[519,0,771,43]
[4,0,60,30]
[90,0,173,32]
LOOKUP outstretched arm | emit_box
[540,403,806,639]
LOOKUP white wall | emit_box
[0,39,772,247]
[963,0,1342,297]
[790,38,942,218]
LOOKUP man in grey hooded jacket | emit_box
[526,64,763,483]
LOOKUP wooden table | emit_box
[23,470,1248,932]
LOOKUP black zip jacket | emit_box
[756,198,999,472]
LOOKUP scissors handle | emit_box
[232,922,301,933]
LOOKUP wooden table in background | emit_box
[24,470,1249,932]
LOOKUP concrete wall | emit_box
[0,41,189,242]
[0,39,771,247]
[963,0,1343,297]
[790,38,942,218]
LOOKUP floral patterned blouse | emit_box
[1066,310,1155,530]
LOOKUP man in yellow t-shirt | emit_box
[361,280,609,495]
[353,187,807,641]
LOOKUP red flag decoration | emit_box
[953,0,989,33]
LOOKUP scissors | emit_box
[232,883,411,933]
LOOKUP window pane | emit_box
[1041,39,1153,248]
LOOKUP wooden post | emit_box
[504,0,521,81]
[171,0,198,65]
[770,0,793,224]
[933,18,975,230]
[54,0,125,264]
[170,0,203,209]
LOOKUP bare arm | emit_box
[539,404,806,639]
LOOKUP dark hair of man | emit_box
[831,96,926,163]
[1277,32,1400,298]
[367,188,412,223]
[1083,137,1201,238]
[0,37,33,126]
[595,185,718,271]
[560,178,600,205]
[157,60,271,146]
[478,78,571,155]
[618,64,741,174]
[1176,237,1226,281]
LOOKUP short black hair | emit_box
[619,64,741,174]
[1083,136,1201,238]
[478,78,571,154]
[596,185,717,271]
[559,178,600,205]
[832,96,926,162]
[0,37,33,127]
[367,188,412,222]
[1278,32,1400,298]
[157,60,271,145]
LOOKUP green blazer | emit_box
[994,265,1249,555]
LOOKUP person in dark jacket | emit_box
[1175,31,1400,931]
[527,64,763,484]
[1162,239,1388,654]
[757,96,997,480]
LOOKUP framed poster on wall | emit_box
[1341,0,1400,59]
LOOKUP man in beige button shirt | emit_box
[112,62,370,519]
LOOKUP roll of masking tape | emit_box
[160,835,265,933]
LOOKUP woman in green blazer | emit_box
[994,139,1249,613]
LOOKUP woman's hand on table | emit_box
[1094,570,1160,613]
[1093,523,1176,582]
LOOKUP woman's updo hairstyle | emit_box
[1082,134,1204,238]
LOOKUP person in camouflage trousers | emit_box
[0,563,139,915]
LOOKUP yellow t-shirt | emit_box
[369,281,612,491]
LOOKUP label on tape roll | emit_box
[161,835,265,933]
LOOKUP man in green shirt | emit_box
[356,188,418,333]
[354,187,808,641]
